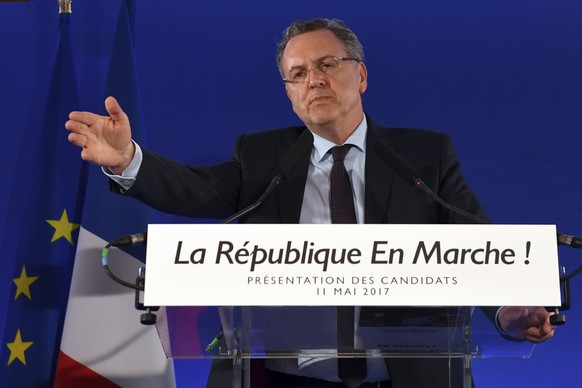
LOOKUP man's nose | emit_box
[307,67,327,86]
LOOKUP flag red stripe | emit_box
[54,351,121,388]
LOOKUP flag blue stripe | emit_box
[1,14,86,387]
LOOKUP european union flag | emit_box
[53,1,175,386]
[0,13,86,387]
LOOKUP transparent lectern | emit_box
[144,223,556,387]
[154,305,536,388]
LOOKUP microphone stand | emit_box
[550,269,569,326]
[101,130,314,327]
[550,240,582,326]
[374,138,578,327]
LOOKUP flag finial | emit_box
[58,0,72,14]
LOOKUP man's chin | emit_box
[303,111,340,127]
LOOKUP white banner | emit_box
[143,224,561,307]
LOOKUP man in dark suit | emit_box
[66,18,554,388]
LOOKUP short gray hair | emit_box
[276,18,364,77]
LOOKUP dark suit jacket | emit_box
[117,115,493,387]
[120,115,487,225]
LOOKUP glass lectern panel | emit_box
[156,306,536,388]
[155,305,535,360]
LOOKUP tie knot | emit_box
[330,144,352,163]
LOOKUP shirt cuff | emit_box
[102,140,143,191]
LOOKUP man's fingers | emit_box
[68,110,102,127]
[65,119,89,136]
[524,331,554,343]
[104,96,127,122]
[68,132,86,147]
[80,147,95,163]
[523,323,555,343]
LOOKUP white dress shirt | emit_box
[267,115,390,382]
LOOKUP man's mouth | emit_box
[309,96,332,105]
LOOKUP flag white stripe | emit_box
[60,227,175,388]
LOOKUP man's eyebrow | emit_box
[287,55,337,71]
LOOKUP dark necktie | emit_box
[330,145,357,224]
[330,145,367,387]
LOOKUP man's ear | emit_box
[358,62,368,95]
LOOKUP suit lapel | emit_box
[364,118,396,224]
[276,129,311,223]
[272,120,401,224]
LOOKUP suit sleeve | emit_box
[432,135,522,336]
[110,136,247,219]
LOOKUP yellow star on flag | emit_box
[6,329,34,366]
[12,265,39,300]
[46,209,80,245]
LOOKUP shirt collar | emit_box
[310,115,368,163]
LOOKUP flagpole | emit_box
[58,0,72,14]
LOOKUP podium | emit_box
[154,305,536,388]
[144,224,557,387]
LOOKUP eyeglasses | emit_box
[283,57,359,85]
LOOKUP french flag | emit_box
[54,1,175,386]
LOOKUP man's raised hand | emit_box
[66,96,135,175]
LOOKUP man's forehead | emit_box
[285,55,337,68]
[282,30,347,66]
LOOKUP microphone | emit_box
[101,130,313,290]
[372,140,422,186]
[108,232,147,247]
[221,129,314,224]
[373,140,490,225]
[557,233,582,248]
[101,232,148,292]
[374,140,578,249]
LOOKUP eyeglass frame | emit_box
[282,57,360,85]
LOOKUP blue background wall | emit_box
[1,0,581,386]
